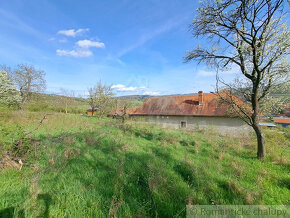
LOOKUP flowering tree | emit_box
[88,81,114,117]
[185,0,289,159]
[0,70,22,107]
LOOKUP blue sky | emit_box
[0,0,237,96]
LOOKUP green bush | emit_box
[0,123,31,157]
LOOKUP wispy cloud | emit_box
[0,9,45,39]
[197,66,240,77]
[111,84,160,96]
[56,39,105,58]
[143,91,160,96]
[197,70,216,77]
[77,39,105,48]
[56,49,92,57]
[57,28,89,37]
[59,38,68,43]
[117,14,190,58]
[112,84,146,92]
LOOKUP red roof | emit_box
[273,118,290,124]
[130,92,246,117]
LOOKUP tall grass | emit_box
[0,111,289,217]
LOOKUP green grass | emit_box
[0,111,289,217]
[21,93,89,114]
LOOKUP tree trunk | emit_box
[65,102,68,114]
[251,78,266,160]
[252,123,265,160]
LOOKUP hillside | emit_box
[117,95,153,101]
[21,93,144,114]
[0,111,289,217]
[22,93,89,114]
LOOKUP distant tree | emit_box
[60,88,75,114]
[88,81,114,117]
[0,70,22,107]
[185,0,289,159]
[10,64,46,104]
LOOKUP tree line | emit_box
[0,64,136,118]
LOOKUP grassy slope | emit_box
[0,111,289,217]
[21,93,89,114]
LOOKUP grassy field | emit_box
[0,111,289,217]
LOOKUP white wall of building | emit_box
[131,115,252,137]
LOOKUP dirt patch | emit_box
[64,149,80,159]
[0,155,21,170]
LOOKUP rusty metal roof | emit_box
[273,117,290,124]
[129,93,241,117]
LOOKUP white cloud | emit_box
[143,91,160,96]
[59,38,68,43]
[57,28,89,37]
[111,84,143,92]
[56,49,92,57]
[197,66,240,77]
[197,70,216,76]
[77,40,105,48]
[56,39,105,58]
[112,84,159,95]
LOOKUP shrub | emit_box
[0,123,31,157]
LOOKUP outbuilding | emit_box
[273,117,290,128]
[87,108,97,116]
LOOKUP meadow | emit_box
[0,110,289,217]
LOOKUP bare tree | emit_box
[88,81,114,117]
[10,64,46,104]
[185,0,289,159]
[88,87,98,116]
[60,88,75,114]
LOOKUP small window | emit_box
[181,121,187,128]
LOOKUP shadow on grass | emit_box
[0,193,53,218]
[37,193,53,218]
[0,207,16,218]
[7,127,280,217]
[43,130,261,214]
[36,130,192,217]
[278,178,290,189]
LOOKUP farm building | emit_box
[129,91,251,136]
[273,117,290,128]
[87,108,97,116]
